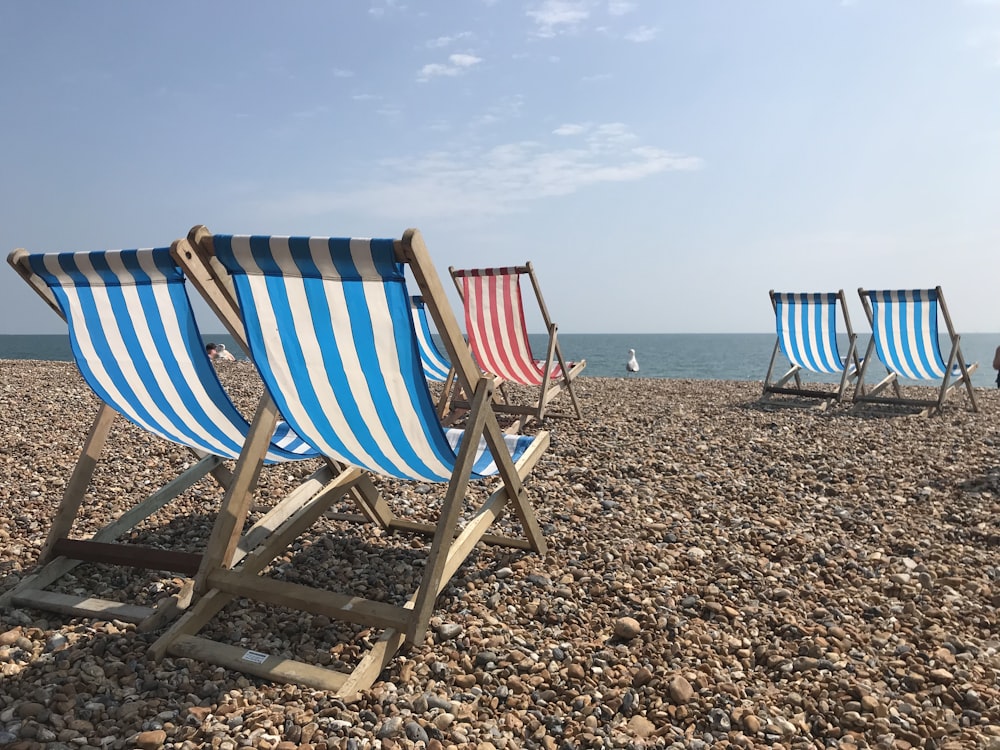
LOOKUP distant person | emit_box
[215,343,236,361]
[206,342,219,360]
[626,348,639,376]
[993,344,1000,388]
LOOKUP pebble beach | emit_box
[1,359,999,750]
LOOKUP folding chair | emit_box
[761,290,861,408]
[3,245,331,630]
[150,227,550,697]
[450,262,585,430]
[855,287,979,415]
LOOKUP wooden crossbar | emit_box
[50,539,203,576]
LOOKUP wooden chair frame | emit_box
[149,227,549,698]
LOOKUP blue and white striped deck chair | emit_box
[4,245,325,629]
[855,287,978,415]
[762,290,861,407]
[151,226,549,697]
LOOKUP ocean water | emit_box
[3,332,999,389]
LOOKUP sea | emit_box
[4,332,999,389]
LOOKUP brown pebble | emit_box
[454,673,477,689]
[614,617,642,639]
[633,666,654,687]
[135,729,167,750]
[627,715,656,737]
[186,706,212,723]
[668,675,694,704]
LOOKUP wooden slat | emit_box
[168,635,350,692]
[50,539,203,576]
[11,589,156,623]
[206,570,411,631]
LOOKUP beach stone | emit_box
[742,714,762,734]
[626,715,655,737]
[135,730,167,749]
[614,617,641,639]
[633,666,654,687]
[44,633,68,652]
[454,673,477,689]
[404,721,429,743]
[377,716,404,739]
[16,702,46,719]
[929,668,955,684]
[436,622,463,641]
[667,675,694,704]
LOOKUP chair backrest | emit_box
[451,265,553,386]
[771,292,850,374]
[210,235,532,481]
[410,295,450,382]
[860,289,948,380]
[16,247,315,464]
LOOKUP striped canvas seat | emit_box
[151,227,549,697]
[4,245,322,629]
[761,290,860,407]
[450,263,585,428]
[410,294,451,382]
[855,287,978,415]
[23,248,315,463]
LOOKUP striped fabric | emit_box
[410,295,451,382]
[453,267,562,385]
[26,248,316,464]
[773,292,851,375]
[862,289,952,381]
[211,235,536,481]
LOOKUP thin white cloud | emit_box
[607,0,635,15]
[624,25,658,43]
[427,32,474,48]
[472,94,525,128]
[553,123,587,135]
[417,53,484,81]
[369,0,406,17]
[332,68,355,78]
[450,53,482,67]
[352,93,381,101]
[258,124,702,221]
[528,0,591,37]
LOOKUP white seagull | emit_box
[626,348,639,376]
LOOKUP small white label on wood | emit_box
[242,650,269,664]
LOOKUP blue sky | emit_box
[2,1,998,334]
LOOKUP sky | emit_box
[1,1,999,335]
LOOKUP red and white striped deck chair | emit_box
[450,262,585,429]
